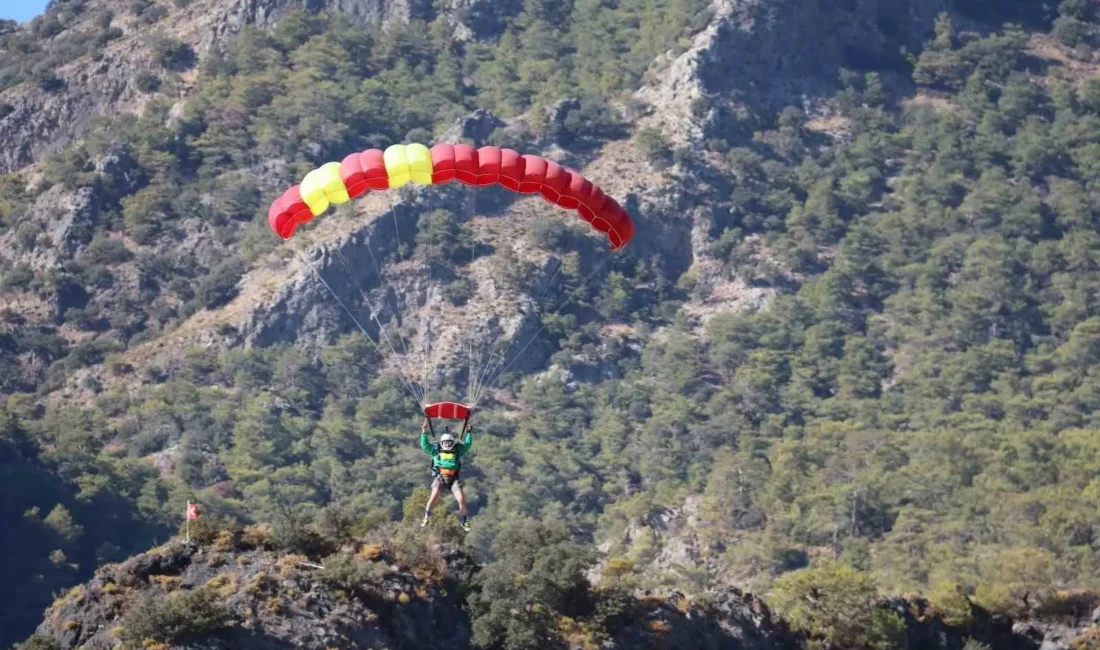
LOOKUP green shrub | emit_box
[929,581,974,626]
[769,562,903,650]
[94,26,124,47]
[195,258,245,309]
[317,552,386,592]
[635,127,673,168]
[33,69,65,92]
[0,264,34,292]
[442,277,474,306]
[140,4,168,24]
[14,636,62,650]
[135,72,161,93]
[147,34,195,69]
[118,585,229,645]
[84,236,132,265]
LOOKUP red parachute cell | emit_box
[268,185,313,239]
[558,172,593,212]
[454,144,478,185]
[360,149,389,190]
[340,153,370,198]
[430,143,457,183]
[577,186,609,224]
[540,162,570,204]
[499,149,524,191]
[475,146,502,186]
[339,149,389,194]
[518,155,548,193]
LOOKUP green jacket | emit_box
[421,430,472,472]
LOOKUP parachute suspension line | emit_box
[466,185,480,406]
[373,196,424,403]
[464,186,502,409]
[309,262,425,409]
[381,191,421,395]
[469,254,564,403]
[315,258,423,407]
[470,250,615,408]
[377,201,414,360]
[332,245,424,405]
[469,253,563,408]
[469,350,501,410]
[535,257,564,303]
[422,188,439,404]
[383,191,428,406]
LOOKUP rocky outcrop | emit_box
[198,0,431,52]
[0,0,437,174]
[35,539,476,650]
[439,107,506,145]
[30,535,805,650]
[637,0,949,146]
[0,33,160,173]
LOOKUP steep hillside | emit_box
[0,0,440,172]
[7,0,1100,648]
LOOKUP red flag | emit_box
[186,502,199,520]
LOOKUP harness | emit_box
[434,448,460,478]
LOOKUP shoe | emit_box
[461,518,471,532]
[421,516,429,529]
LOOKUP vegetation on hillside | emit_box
[4,0,1100,648]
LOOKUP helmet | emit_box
[439,433,456,451]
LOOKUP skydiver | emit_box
[420,419,473,531]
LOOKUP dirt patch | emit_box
[804,114,853,137]
[1027,34,1100,85]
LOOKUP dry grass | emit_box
[903,93,957,112]
[645,619,672,634]
[1027,34,1100,85]
[804,114,853,136]
[558,616,600,650]
[148,575,181,590]
[357,543,384,561]
[1072,626,1100,650]
[206,573,238,599]
[211,529,236,553]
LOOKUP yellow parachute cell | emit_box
[406,143,433,184]
[300,162,350,216]
[383,143,432,188]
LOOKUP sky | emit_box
[1,0,50,22]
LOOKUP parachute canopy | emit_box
[268,143,635,249]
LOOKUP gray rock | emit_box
[0,0,432,175]
[445,0,522,40]
[439,108,505,145]
[636,0,948,146]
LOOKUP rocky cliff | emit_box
[0,0,450,173]
[30,533,803,650]
[29,531,1100,650]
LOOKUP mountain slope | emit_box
[6,0,1100,648]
